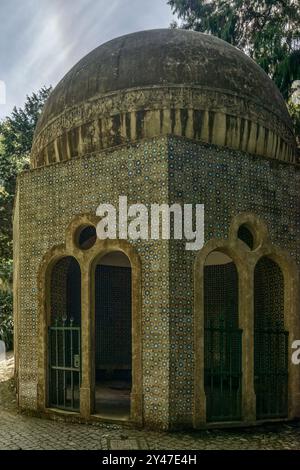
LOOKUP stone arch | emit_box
[37,246,82,411]
[193,239,248,427]
[88,239,143,425]
[194,213,300,427]
[48,256,81,410]
[253,256,287,419]
[37,213,143,425]
[50,256,81,326]
[253,249,300,419]
[229,212,269,251]
[203,250,242,422]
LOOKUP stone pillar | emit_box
[80,262,93,419]
[286,262,300,419]
[241,261,256,422]
[169,247,196,430]
[142,242,170,430]
[193,251,207,429]
[13,186,20,406]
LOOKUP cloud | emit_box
[0,0,174,119]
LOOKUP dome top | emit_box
[31,29,296,167]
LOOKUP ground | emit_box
[1,354,300,450]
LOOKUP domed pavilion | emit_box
[13,29,300,430]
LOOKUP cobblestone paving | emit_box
[1,356,300,450]
[0,409,300,450]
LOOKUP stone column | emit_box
[241,261,256,422]
[80,262,93,418]
[193,253,206,428]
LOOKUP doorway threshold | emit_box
[91,413,131,425]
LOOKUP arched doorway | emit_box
[48,256,81,411]
[204,251,242,422]
[93,251,132,419]
[254,257,288,419]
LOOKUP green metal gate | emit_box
[254,257,288,420]
[254,324,288,419]
[48,319,81,411]
[205,317,242,422]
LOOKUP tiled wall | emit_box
[16,135,300,427]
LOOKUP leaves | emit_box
[168,0,300,140]
[288,100,300,147]
[0,86,52,283]
[0,290,13,351]
[0,86,52,349]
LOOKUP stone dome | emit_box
[31,29,296,168]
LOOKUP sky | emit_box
[0,0,175,119]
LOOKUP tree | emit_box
[288,80,300,146]
[0,86,52,288]
[0,86,51,348]
[168,1,300,139]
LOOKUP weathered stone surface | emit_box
[14,136,300,430]
[31,29,296,167]
[2,356,300,450]
[0,353,17,412]
[14,28,300,433]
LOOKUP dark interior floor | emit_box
[94,371,131,419]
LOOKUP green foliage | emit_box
[0,86,52,350]
[0,86,52,283]
[0,290,13,351]
[168,1,300,139]
[0,259,13,290]
[0,86,52,186]
[288,101,300,146]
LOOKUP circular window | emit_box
[238,224,255,250]
[76,225,97,250]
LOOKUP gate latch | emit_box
[74,355,80,369]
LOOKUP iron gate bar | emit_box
[63,322,66,409]
[48,320,81,412]
[70,324,74,409]
[55,326,59,406]
[254,327,288,419]
[205,317,242,422]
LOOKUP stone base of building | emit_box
[14,136,300,431]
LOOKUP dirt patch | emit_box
[0,352,17,412]
[0,351,14,383]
